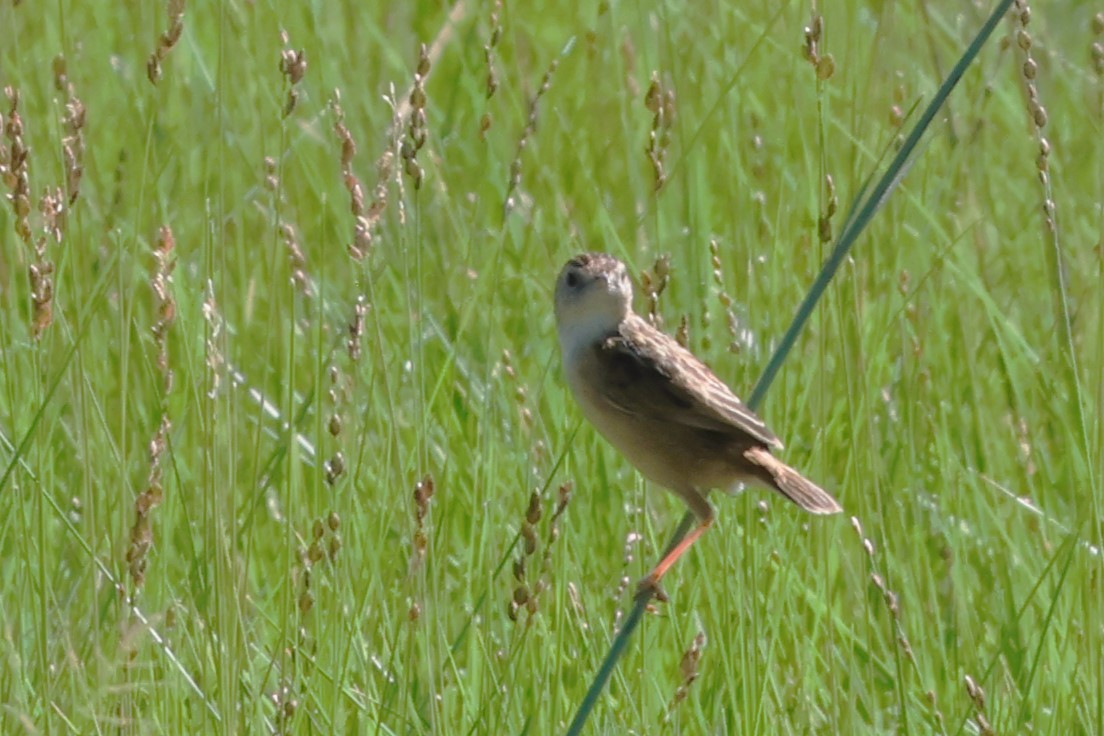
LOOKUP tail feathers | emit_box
[743,446,843,515]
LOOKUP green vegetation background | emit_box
[1,1,1101,733]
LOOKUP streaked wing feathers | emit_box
[594,317,783,449]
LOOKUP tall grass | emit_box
[0,1,1100,733]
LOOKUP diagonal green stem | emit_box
[749,0,1012,409]
[563,514,694,736]
[565,2,1014,733]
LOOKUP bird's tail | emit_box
[743,446,843,515]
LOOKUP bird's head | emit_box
[554,252,634,352]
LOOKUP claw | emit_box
[635,574,668,603]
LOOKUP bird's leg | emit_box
[635,513,714,602]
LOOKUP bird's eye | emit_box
[565,271,579,288]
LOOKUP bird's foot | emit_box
[634,573,669,603]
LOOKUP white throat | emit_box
[557,310,623,365]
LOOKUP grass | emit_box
[1,0,1101,733]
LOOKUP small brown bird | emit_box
[554,252,841,595]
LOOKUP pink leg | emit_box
[636,517,714,600]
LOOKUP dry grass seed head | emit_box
[1012,0,1060,240]
[644,72,676,191]
[507,482,573,623]
[279,223,311,297]
[58,74,86,205]
[639,253,671,327]
[28,265,55,338]
[609,531,646,627]
[3,87,32,243]
[501,348,535,430]
[151,226,177,391]
[346,296,369,360]
[401,44,431,189]
[818,174,838,244]
[127,414,172,588]
[297,509,344,621]
[331,93,393,260]
[484,0,502,99]
[964,674,985,709]
[925,689,947,730]
[800,11,835,80]
[147,0,185,84]
[675,314,690,348]
[504,55,560,215]
[264,61,315,299]
[409,473,436,575]
[526,490,542,525]
[707,240,747,354]
[552,481,572,523]
[7,125,68,337]
[802,12,824,65]
[279,30,307,117]
[963,674,995,736]
[270,681,299,735]
[263,156,278,192]
[663,628,707,720]
[324,451,345,485]
[413,473,435,524]
[326,380,344,441]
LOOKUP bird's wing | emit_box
[593,317,783,449]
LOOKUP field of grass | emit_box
[1,0,1102,733]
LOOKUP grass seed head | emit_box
[61,82,86,204]
[526,490,542,525]
[324,452,345,485]
[504,56,560,215]
[644,72,675,191]
[402,44,431,189]
[279,46,307,86]
[675,314,690,348]
[347,296,369,360]
[663,628,707,720]
[802,12,823,65]
[147,0,185,84]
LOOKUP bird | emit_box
[554,252,842,597]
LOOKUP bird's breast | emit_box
[564,355,730,492]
